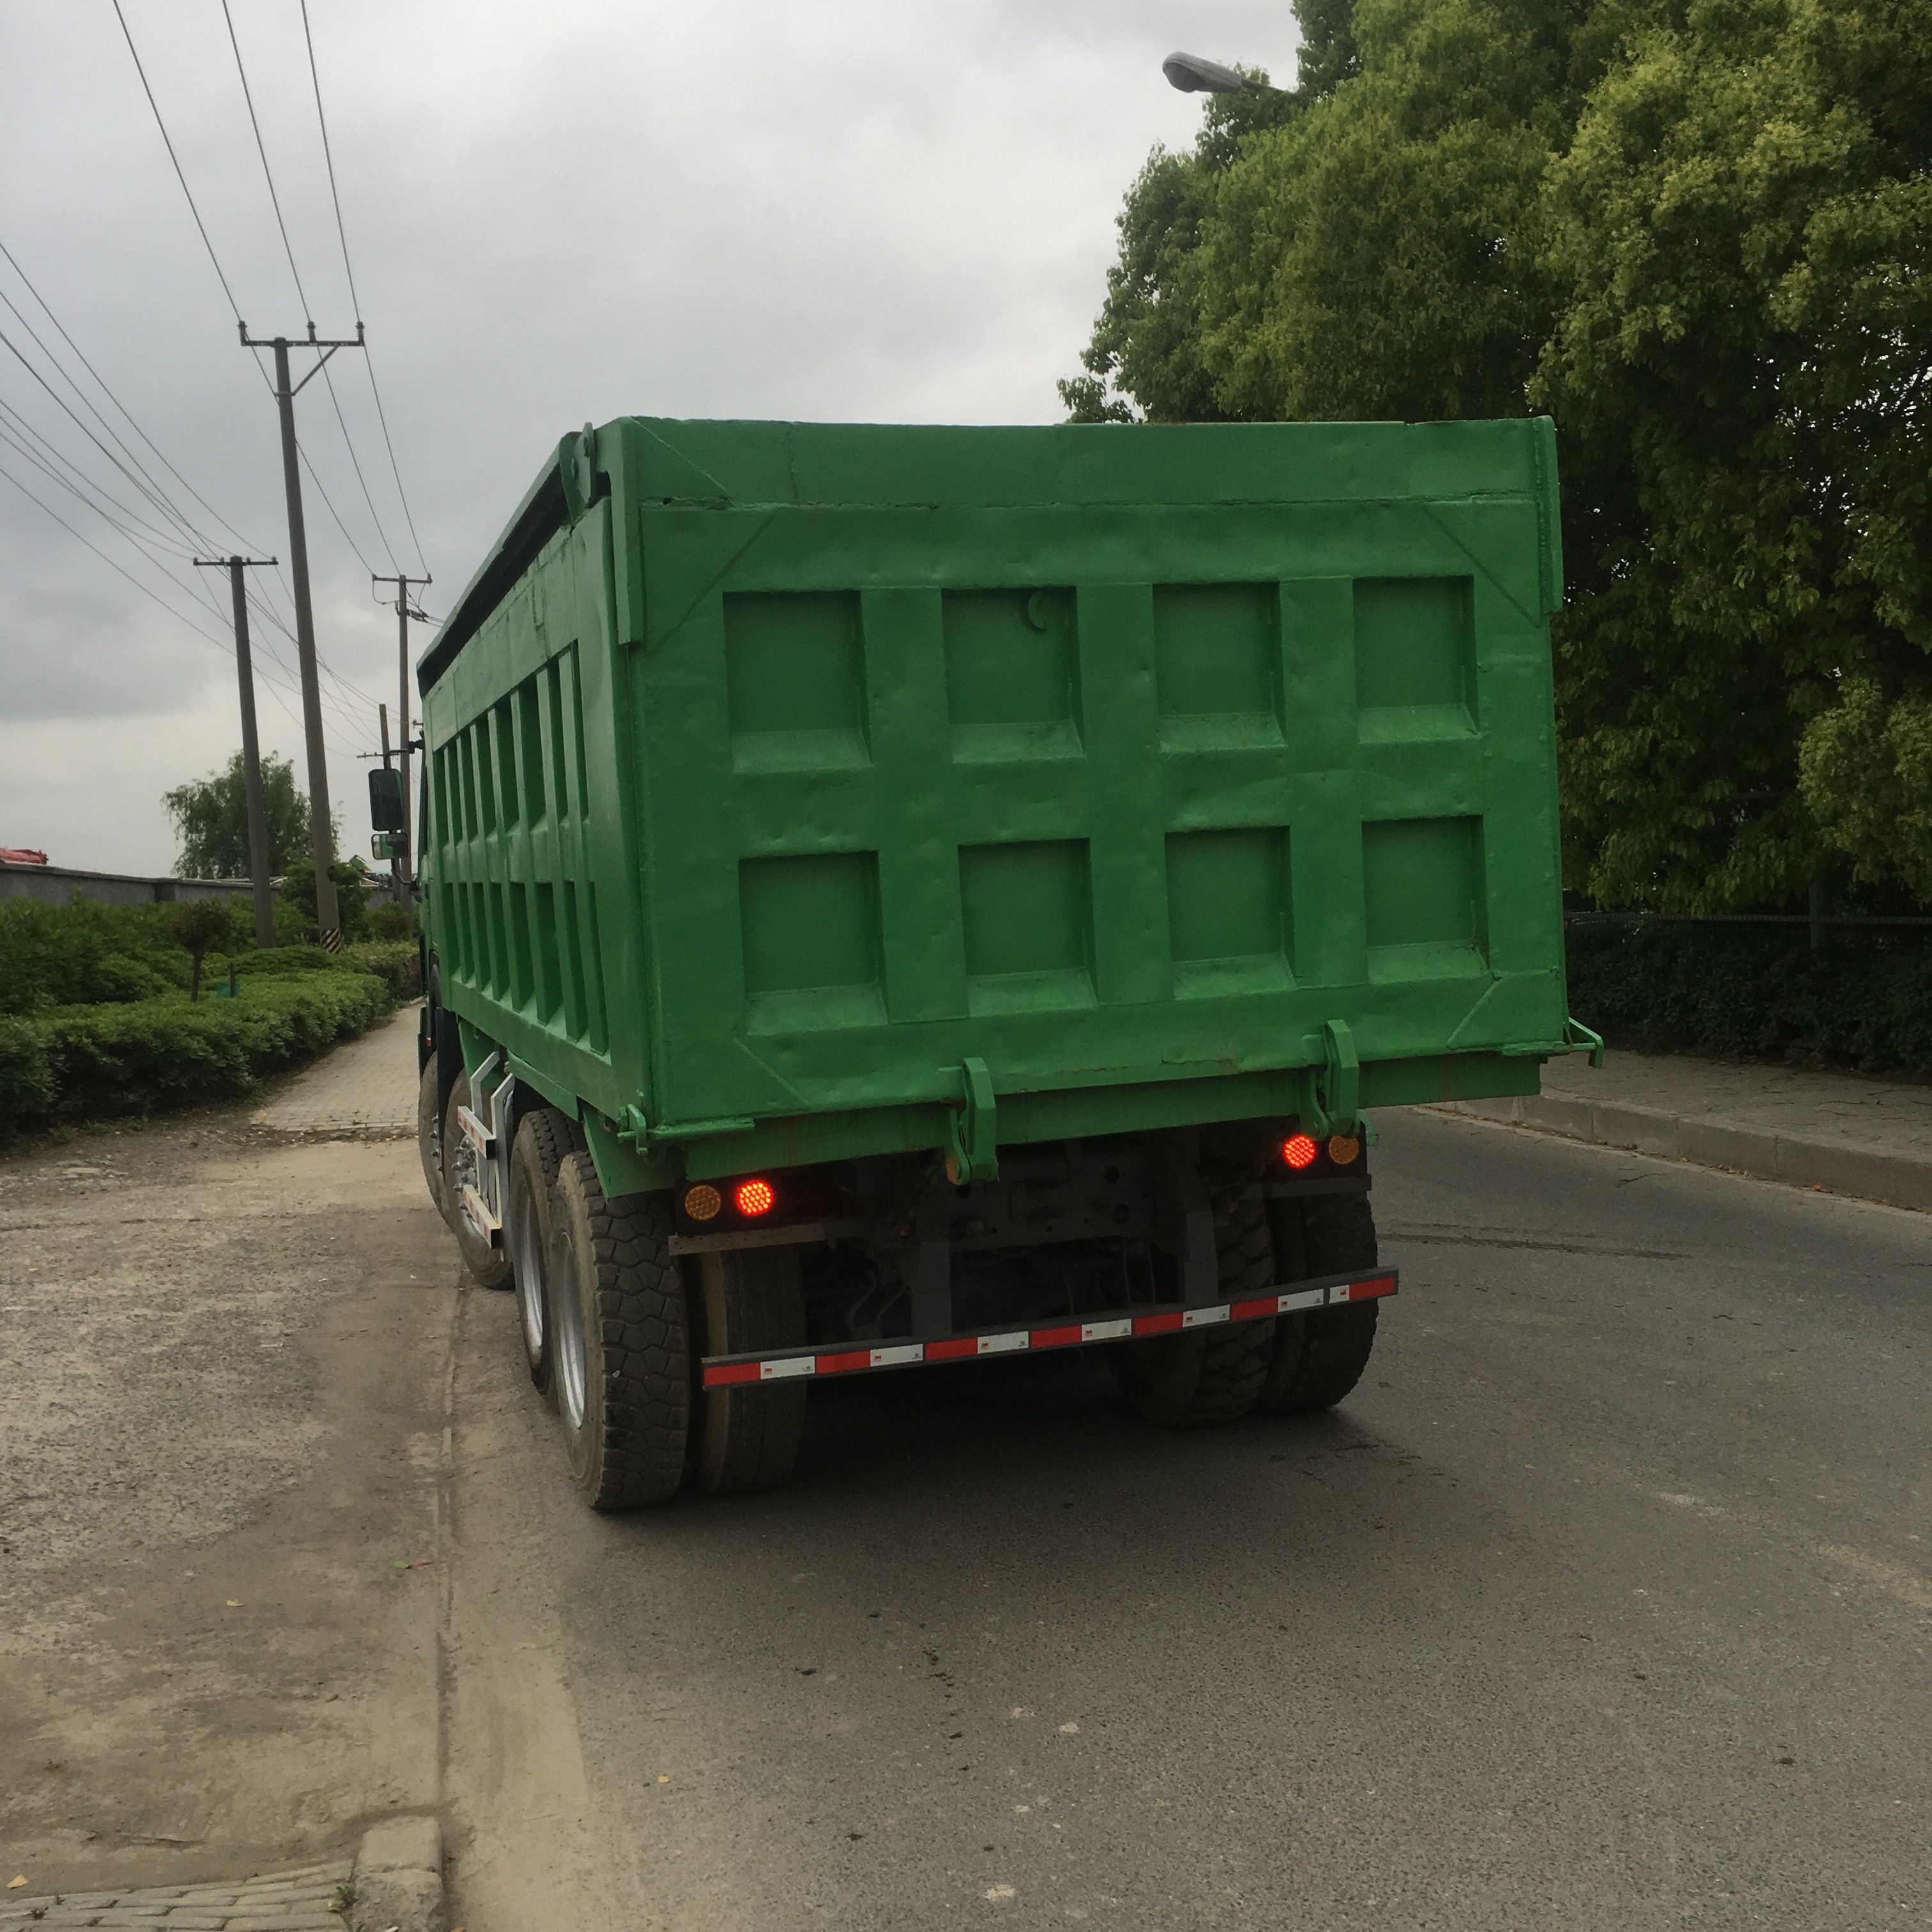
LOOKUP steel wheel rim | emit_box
[553,1239,587,1430]
[514,1200,546,1359]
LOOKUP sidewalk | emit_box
[1438,1047,1932,1209]
[254,1002,420,1137]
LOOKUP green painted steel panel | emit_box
[419,415,1572,1167]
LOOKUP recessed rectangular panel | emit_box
[1165,827,1292,997]
[944,588,1080,761]
[959,839,1094,1013]
[1354,577,1475,739]
[1362,815,1487,979]
[739,850,885,1031]
[725,592,869,771]
[1153,583,1281,748]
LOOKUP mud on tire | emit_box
[417,1058,450,1226]
[547,1153,689,1509]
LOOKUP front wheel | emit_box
[442,1072,512,1291]
[548,1153,690,1509]
[416,1059,450,1227]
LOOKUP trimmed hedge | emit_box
[1567,923,1932,1077]
[0,969,392,1141]
[341,939,420,1001]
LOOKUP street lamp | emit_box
[1162,50,1276,94]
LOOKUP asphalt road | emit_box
[444,1110,1932,1932]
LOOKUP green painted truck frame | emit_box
[417,413,1588,1200]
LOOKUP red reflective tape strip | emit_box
[815,1349,873,1377]
[1030,1324,1084,1351]
[1230,1297,1279,1323]
[1349,1273,1398,1300]
[1134,1312,1184,1337]
[926,1337,979,1361]
[704,1361,762,1388]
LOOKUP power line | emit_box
[299,0,427,574]
[110,0,245,326]
[320,358,399,572]
[220,0,312,323]
[0,234,272,561]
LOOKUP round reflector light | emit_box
[1282,1133,1318,1170]
[1326,1134,1361,1167]
[682,1183,722,1222]
[735,1178,776,1217]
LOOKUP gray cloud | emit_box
[0,0,1294,873]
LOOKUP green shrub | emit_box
[1567,924,1932,1077]
[364,901,417,942]
[0,898,192,1015]
[342,939,420,1000]
[0,969,392,1140]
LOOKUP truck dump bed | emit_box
[418,416,1575,1189]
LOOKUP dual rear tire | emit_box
[1114,1188,1380,1430]
[512,1129,807,1507]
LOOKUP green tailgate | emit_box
[423,416,1574,1184]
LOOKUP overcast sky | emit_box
[0,1,1295,876]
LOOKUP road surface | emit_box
[444,1109,1932,1931]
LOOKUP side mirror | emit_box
[368,766,406,832]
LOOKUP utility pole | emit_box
[240,319,365,951]
[193,555,279,949]
[378,702,399,900]
[372,572,431,897]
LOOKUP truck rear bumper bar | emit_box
[700,1268,1398,1390]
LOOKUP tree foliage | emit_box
[1064,0,1932,909]
[163,752,312,882]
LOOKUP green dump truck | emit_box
[408,415,1595,1507]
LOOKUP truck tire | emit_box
[689,1246,808,1495]
[547,1153,690,1509]
[1113,1192,1276,1428]
[1258,1192,1379,1415]
[417,1059,450,1226]
[507,1109,581,1404]
[442,1073,512,1290]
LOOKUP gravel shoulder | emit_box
[0,1103,454,1899]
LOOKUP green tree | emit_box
[1062,0,1932,910]
[171,898,246,1001]
[1534,0,1932,907]
[277,854,374,944]
[163,753,312,881]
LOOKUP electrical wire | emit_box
[109,0,245,326]
[320,358,399,573]
[0,234,272,561]
[219,0,312,323]
[300,0,428,574]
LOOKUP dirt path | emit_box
[0,1020,455,1899]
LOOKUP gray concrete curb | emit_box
[1433,1093,1932,1209]
[349,1818,445,1932]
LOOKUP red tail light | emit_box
[735,1177,776,1217]
[1282,1133,1318,1170]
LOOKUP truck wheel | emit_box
[417,1059,450,1226]
[547,1153,689,1509]
[442,1073,512,1290]
[1259,1193,1379,1415]
[1113,1192,1275,1428]
[689,1246,808,1495]
[506,1109,581,1404]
